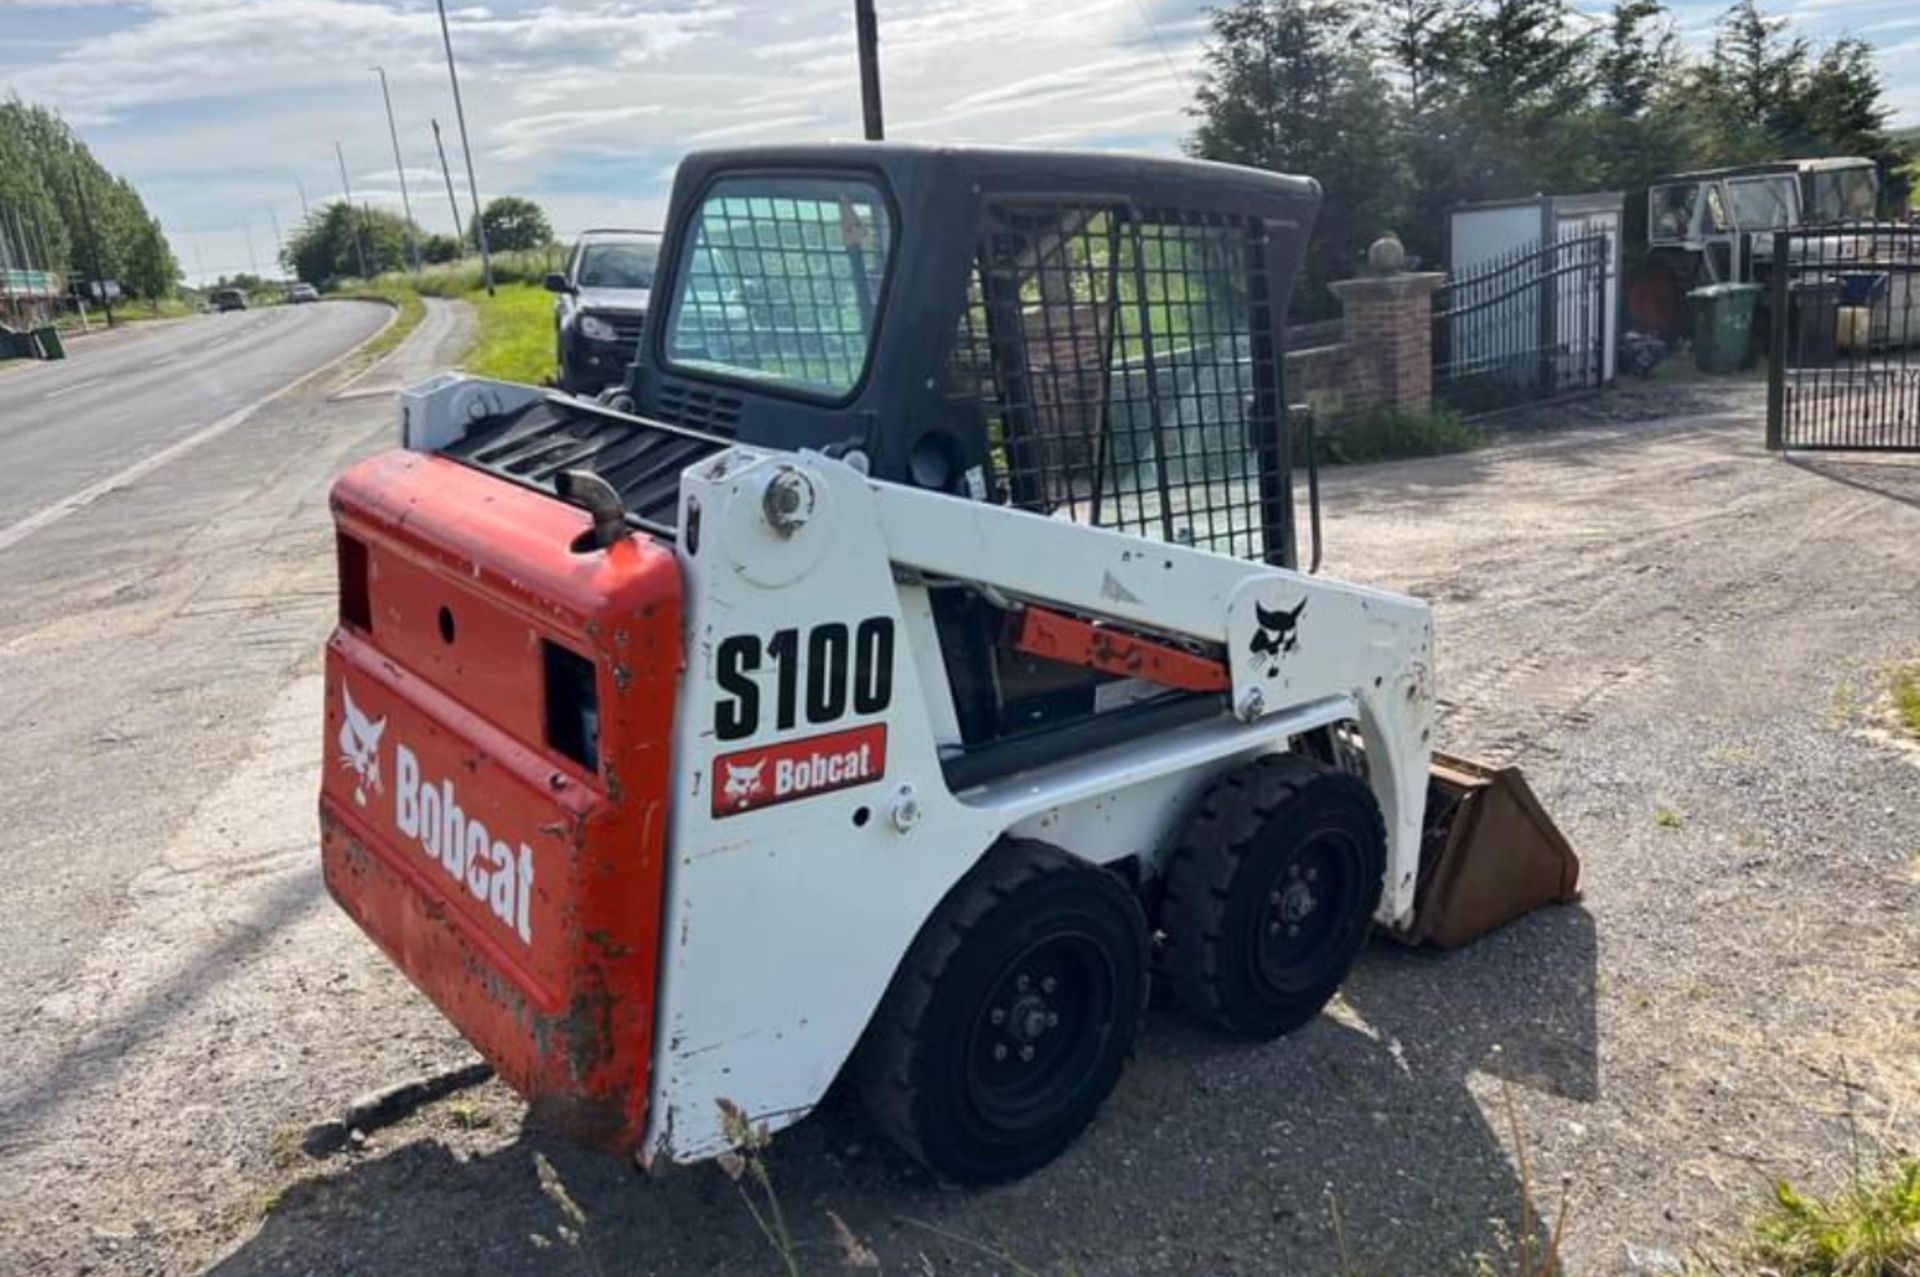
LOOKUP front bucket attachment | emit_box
[1403,752,1580,949]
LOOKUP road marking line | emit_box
[0,304,397,555]
[42,376,107,400]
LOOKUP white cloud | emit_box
[4,0,1911,288]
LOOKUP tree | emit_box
[1188,0,1408,315]
[284,201,423,282]
[1596,0,1679,120]
[122,216,180,301]
[1186,0,1911,310]
[1379,0,1466,118]
[471,196,553,253]
[1463,0,1592,119]
[0,95,178,298]
[420,232,463,264]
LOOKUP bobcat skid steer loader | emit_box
[319,143,1578,1184]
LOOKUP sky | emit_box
[2,0,1915,287]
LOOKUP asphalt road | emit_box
[0,300,389,1008]
[0,303,388,530]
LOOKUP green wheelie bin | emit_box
[1687,282,1761,374]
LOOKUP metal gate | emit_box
[1432,234,1610,415]
[1766,223,1920,451]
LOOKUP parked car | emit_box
[211,288,247,312]
[546,228,662,394]
[289,283,320,304]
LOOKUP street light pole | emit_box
[430,118,465,252]
[334,142,372,279]
[270,209,287,282]
[372,64,422,278]
[435,0,493,295]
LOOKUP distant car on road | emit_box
[289,283,320,304]
[211,288,247,312]
[546,228,661,394]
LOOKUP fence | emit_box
[1431,235,1610,415]
[1765,222,1920,452]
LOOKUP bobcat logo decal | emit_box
[1249,599,1307,676]
[722,759,767,804]
[338,683,387,808]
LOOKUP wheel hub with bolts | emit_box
[989,975,1063,1064]
[1253,830,1352,987]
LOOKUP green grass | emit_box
[1890,662,1920,740]
[335,279,426,362]
[461,283,557,385]
[326,248,561,381]
[1741,1159,1920,1277]
[1316,406,1484,465]
[51,294,198,332]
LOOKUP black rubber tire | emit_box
[854,839,1148,1184]
[1157,753,1385,1040]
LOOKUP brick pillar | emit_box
[1328,271,1446,418]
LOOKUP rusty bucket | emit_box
[1403,752,1581,949]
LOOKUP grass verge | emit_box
[329,249,561,384]
[1317,406,1483,465]
[460,283,557,385]
[337,281,426,363]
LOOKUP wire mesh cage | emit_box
[945,200,1283,562]
[663,175,894,398]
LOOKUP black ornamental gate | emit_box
[1432,235,1610,415]
[1766,223,1920,451]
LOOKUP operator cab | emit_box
[443,143,1321,764]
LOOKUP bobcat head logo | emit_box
[338,683,387,808]
[722,759,767,805]
[1249,599,1307,677]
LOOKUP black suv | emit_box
[546,228,662,394]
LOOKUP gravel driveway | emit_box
[6,379,1916,1277]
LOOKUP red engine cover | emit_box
[319,450,681,1152]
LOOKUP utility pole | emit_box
[244,220,261,278]
[436,0,493,294]
[855,0,884,141]
[335,142,372,279]
[430,118,465,251]
[296,177,312,227]
[270,209,287,281]
[69,165,114,327]
[372,65,422,277]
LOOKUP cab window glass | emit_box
[577,242,658,289]
[1726,177,1797,230]
[664,175,893,398]
[1650,184,1698,239]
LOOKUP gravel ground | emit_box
[5,376,1917,1277]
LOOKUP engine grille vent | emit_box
[653,379,744,435]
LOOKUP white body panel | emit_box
[644,445,1434,1165]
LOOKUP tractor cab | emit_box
[1633,157,1880,335]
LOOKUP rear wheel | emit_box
[855,840,1148,1184]
[1157,754,1385,1039]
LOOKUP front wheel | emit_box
[1157,754,1385,1039]
[855,840,1148,1184]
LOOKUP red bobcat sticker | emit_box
[712,724,888,817]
